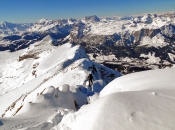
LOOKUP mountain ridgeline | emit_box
[0,12,175,74]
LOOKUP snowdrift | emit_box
[55,68,175,130]
[100,68,175,97]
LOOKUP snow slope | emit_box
[54,68,175,130]
[100,68,175,96]
[0,36,121,129]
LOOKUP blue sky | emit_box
[0,0,175,23]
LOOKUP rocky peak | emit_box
[71,21,85,38]
[161,23,175,38]
[85,15,100,22]
[0,21,16,28]
[35,18,53,25]
[141,14,153,24]
[164,12,175,18]
[40,35,58,46]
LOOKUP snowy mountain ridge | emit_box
[1,12,175,73]
[0,21,33,37]
[0,35,121,121]
[1,11,175,40]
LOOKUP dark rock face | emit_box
[71,21,85,39]
[2,35,21,41]
[85,15,100,22]
[132,28,160,43]
[164,12,175,18]
[0,39,37,52]
[160,24,175,38]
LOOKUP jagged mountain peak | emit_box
[84,15,100,22]
[37,18,50,23]
[0,21,17,28]
[0,21,32,27]
[42,34,56,42]
[39,35,59,46]
[141,14,153,24]
[1,21,12,25]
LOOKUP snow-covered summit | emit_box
[37,18,50,24]
[84,15,100,22]
[141,14,153,24]
[0,21,15,27]
[0,21,33,37]
[40,35,59,46]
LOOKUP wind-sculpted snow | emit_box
[100,68,175,97]
[54,68,175,130]
[0,85,86,129]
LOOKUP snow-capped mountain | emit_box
[66,12,175,73]
[1,12,175,73]
[0,21,33,37]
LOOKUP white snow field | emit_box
[53,68,175,130]
[0,35,121,129]
[0,53,175,130]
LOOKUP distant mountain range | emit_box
[0,12,175,73]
